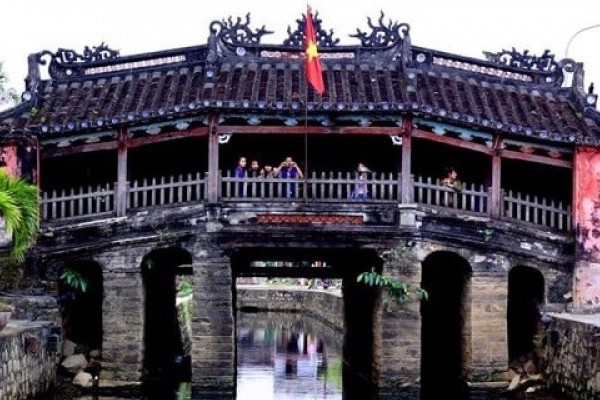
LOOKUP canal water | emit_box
[48,310,570,400]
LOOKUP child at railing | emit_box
[441,167,462,208]
[441,167,462,192]
[352,162,371,200]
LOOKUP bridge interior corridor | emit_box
[231,247,382,398]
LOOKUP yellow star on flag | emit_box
[306,41,318,61]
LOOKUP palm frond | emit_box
[0,169,39,261]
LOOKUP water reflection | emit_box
[237,311,343,400]
[47,310,571,400]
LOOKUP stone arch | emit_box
[140,246,193,390]
[229,245,383,398]
[57,260,104,353]
[508,265,545,363]
[420,250,472,400]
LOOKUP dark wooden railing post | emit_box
[116,128,128,217]
[490,136,502,219]
[207,114,220,203]
[401,116,413,203]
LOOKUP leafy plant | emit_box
[478,228,495,242]
[151,224,176,243]
[357,242,427,305]
[177,279,193,297]
[358,268,428,304]
[74,343,91,355]
[0,169,40,261]
[0,299,14,312]
[143,259,154,270]
[60,268,88,293]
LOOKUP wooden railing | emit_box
[128,173,206,209]
[503,190,572,231]
[41,183,115,221]
[220,171,400,202]
[413,176,489,214]
[40,171,573,232]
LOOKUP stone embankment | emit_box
[236,285,343,328]
[544,313,600,399]
[0,320,60,400]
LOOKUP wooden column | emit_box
[116,128,128,217]
[207,114,220,203]
[401,116,413,203]
[490,136,502,219]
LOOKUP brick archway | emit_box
[421,251,472,400]
[508,265,545,363]
[141,247,193,395]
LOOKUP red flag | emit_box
[304,6,325,94]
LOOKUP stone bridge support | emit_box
[96,249,145,382]
[377,241,422,399]
[376,241,512,397]
[189,240,235,397]
[468,253,509,384]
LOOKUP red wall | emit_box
[1,145,19,177]
[573,147,600,307]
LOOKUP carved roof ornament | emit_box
[37,43,120,66]
[209,13,273,46]
[482,48,558,72]
[283,11,339,47]
[350,11,410,48]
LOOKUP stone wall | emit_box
[544,313,600,399]
[0,321,59,400]
[236,286,343,329]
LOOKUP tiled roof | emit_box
[1,13,600,146]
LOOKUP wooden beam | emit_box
[413,129,495,155]
[42,141,118,158]
[41,127,209,158]
[501,149,572,168]
[126,126,208,149]
[216,125,404,135]
[115,128,128,217]
[490,136,502,219]
[207,114,220,203]
[401,116,413,203]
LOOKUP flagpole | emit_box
[303,5,324,204]
[303,7,310,204]
[304,72,309,204]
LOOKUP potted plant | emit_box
[0,299,14,331]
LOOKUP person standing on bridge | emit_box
[277,157,304,198]
[234,157,247,197]
[352,162,371,200]
[441,166,462,208]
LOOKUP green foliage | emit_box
[0,169,40,261]
[60,268,88,293]
[0,299,14,312]
[478,228,495,242]
[357,242,426,305]
[153,225,176,243]
[177,279,194,297]
[324,358,343,389]
[357,268,427,304]
[74,343,91,355]
[143,259,154,270]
